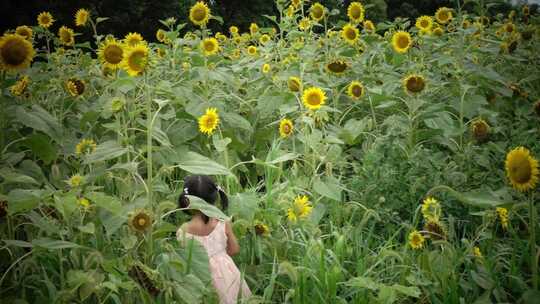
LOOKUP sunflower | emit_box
[299,18,311,31]
[288,76,301,92]
[98,38,124,69]
[76,138,96,155]
[347,2,365,23]
[473,246,483,258]
[462,19,471,29]
[156,29,168,43]
[471,118,489,142]
[262,63,271,74]
[435,7,452,24]
[199,37,219,56]
[505,147,539,192]
[250,23,259,36]
[229,25,239,36]
[67,174,83,187]
[78,197,90,209]
[416,15,433,34]
[215,32,227,42]
[247,45,257,56]
[124,32,145,47]
[310,3,325,21]
[121,43,149,76]
[503,23,516,34]
[254,222,270,236]
[402,74,426,94]
[15,26,33,40]
[75,8,89,27]
[408,230,425,249]
[342,24,360,44]
[291,0,302,8]
[496,207,509,229]
[302,87,326,110]
[279,118,294,138]
[0,34,35,72]
[129,209,153,233]
[286,5,296,18]
[58,26,75,46]
[391,31,412,53]
[37,12,54,28]
[111,97,126,112]
[325,60,348,74]
[287,195,313,222]
[66,78,85,97]
[198,108,219,136]
[363,20,375,32]
[347,80,364,99]
[10,75,30,96]
[424,220,446,240]
[189,1,210,27]
[433,27,444,36]
[259,34,271,44]
[421,197,441,223]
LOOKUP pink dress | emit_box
[176,220,252,304]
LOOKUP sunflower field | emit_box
[1,1,540,303]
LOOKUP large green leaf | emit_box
[185,195,230,221]
[426,185,511,208]
[313,178,342,201]
[176,151,232,176]
[7,189,45,215]
[32,238,81,249]
[84,141,128,164]
[0,168,39,186]
[15,105,62,140]
[86,192,123,215]
[22,133,58,164]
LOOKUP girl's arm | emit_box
[225,221,240,256]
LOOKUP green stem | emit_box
[530,192,538,290]
[145,77,154,263]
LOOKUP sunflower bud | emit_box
[471,118,490,142]
[254,222,270,236]
[128,209,153,233]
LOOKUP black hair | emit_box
[178,175,229,224]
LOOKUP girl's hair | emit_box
[178,175,229,223]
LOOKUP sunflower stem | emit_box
[529,192,538,290]
[145,75,154,263]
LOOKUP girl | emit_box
[176,175,251,304]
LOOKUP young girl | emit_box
[176,175,251,304]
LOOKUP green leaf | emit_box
[213,136,232,153]
[378,285,397,304]
[84,140,128,164]
[78,222,95,234]
[347,276,379,291]
[390,284,421,298]
[86,192,122,215]
[185,195,230,221]
[229,192,258,222]
[427,186,510,208]
[176,151,232,176]
[15,105,62,140]
[471,270,494,290]
[2,240,33,248]
[32,238,81,249]
[22,133,57,164]
[54,193,78,219]
[266,152,299,165]
[313,178,342,201]
[7,189,44,214]
[0,168,39,186]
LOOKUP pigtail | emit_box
[178,187,190,210]
[216,185,229,211]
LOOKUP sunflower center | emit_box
[104,45,123,64]
[439,11,449,21]
[192,8,206,22]
[204,116,216,128]
[509,156,532,183]
[137,217,147,226]
[307,93,321,106]
[41,16,51,25]
[204,41,215,52]
[1,38,29,66]
[128,50,146,72]
[350,7,361,19]
[328,61,347,73]
[352,85,362,97]
[282,124,291,134]
[312,7,323,19]
[345,28,357,40]
[420,20,429,28]
[397,35,410,49]
[60,31,71,43]
[406,77,425,93]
